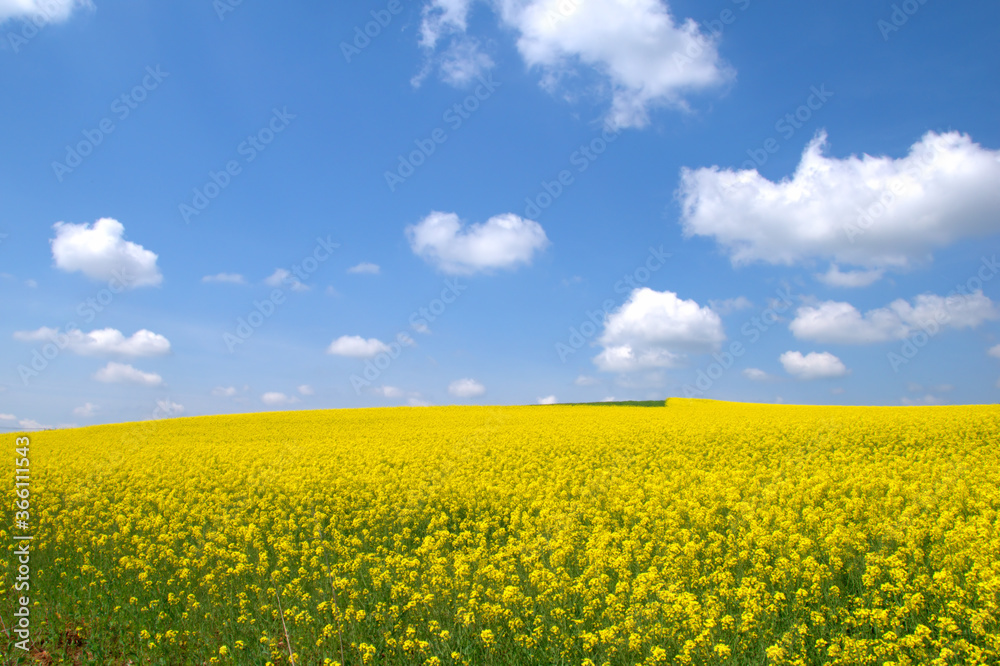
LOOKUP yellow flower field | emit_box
[2,400,999,665]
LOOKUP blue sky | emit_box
[2,0,1000,428]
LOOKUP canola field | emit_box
[2,399,1000,665]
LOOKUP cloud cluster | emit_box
[13,327,171,357]
[790,292,998,344]
[407,211,549,274]
[417,0,730,127]
[594,288,724,372]
[51,218,162,287]
[678,131,1000,270]
[779,351,849,380]
[448,378,486,398]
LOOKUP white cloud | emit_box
[989,344,1000,360]
[901,395,942,406]
[18,419,49,430]
[51,218,162,287]
[347,262,380,275]
[742,368,771,381]
[13,327,171,357]
[261,392,299,407]
[816,265,884,288]
[709,296,752,315]
[25,279,37,288]
[407,211,549,274]
[73,403,98,417]
[575,375,599,386]
[418,0,730,128]
[155,399,184,417]
[327,335,391,358]
[448,378,486,398]
[202,273,246,284]
[408,397,432,407]
[594,288,725,372]
[780,351,849,380]
[0,0,92,24]
[790,292,998,344]
[373,386,405,398]
[0,413,16,420]
[297,384,314,396]
[601,396,617,402]
[538,395,558,404]
[93,362,163,387]
[678,131,1000,269]
[212,386,238,397]
[265,268,309,292]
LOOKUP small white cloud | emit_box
[537,395,558,405]
[0,0,92,25]
[816,265,884,288]
[155,399,185,417]
[901,395,942,406]
[594,288,725,372]
[373,386,405,398]
[790,292,998,344]
[989,344,1000,360]
[73,403,98,417]
[94,362,163,387]
[742,368,771,381]
[347,262,381,275]
[325,286,339,297]
[601,396,617,402]
[24,279,38,288]
[407,211,549,275]
[51,218,162,287]
[261,392,299,406]
[265,268,309,292]
[709,296,753,315]
[408,397,432,407]
[780,351,849,380]
[18,419,50,430]
[327,335,391,358]
[13,327,171,357]
[678,131,1000,270]
[0,413,17,421]
[297,384,314,396]
[448,378,485,398]
[212,386,238,397]
[575,375,599,387]
[202,273,246,284]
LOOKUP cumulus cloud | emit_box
[297,384,314,396]
[261,392,299,406]
[594,288,724,372]
[155,399,184,417]
[13,327,171,357]
[202,273,246,284]
[0,413,15,421]
[537,395,558,404]
[72,403,98,417]
[407,211,549,274]
[265,268,309,292]
[417,0,730,128]
[678,131,1000,269]
[448,378,486,398]
[790,292,998,344]
[347,262,380,275]
[327,335,391,358]
[50,218,162,287]
[93,362,163,386]
[816,265,885,288]
[212,386,238,397]
[0,0,92,24]
[989,344,1000,360]
[780,351,849,380]
[742,368,772,381]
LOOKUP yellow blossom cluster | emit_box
[2,399,998,664]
